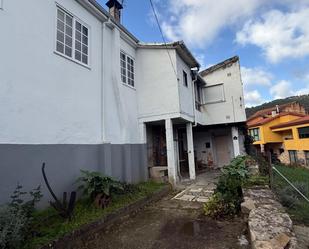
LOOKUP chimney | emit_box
[106,0,123,23]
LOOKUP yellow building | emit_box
[247,112,309,166]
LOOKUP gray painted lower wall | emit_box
[0,143,148,206]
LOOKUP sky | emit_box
[98,0,309,107]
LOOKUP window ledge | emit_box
[122,83,136,91]
[54,51,91,70]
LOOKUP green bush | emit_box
[77,170,124,200]
[204,156,249,217]
[0,185,42,249]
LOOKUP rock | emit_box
[241,197,256,215]
[248,164,259,176]
[243,187,298,249]
[270,233,290,249]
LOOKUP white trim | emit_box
[204,83,226,104]
[120,50,135,88]
[54,2,91,68]
[122,83,136,91]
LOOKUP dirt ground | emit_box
[71,193,250,249]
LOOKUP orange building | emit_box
[247,102,309,166]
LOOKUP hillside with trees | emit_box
[246,94,309,118]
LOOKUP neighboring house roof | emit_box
[199,56,239,76]
[247,101,298,121]
[247,112,306,128]
[271,116,309,129]
[138,41,200,68]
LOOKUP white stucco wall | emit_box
[136,48,181,122]
[200,61,246,125]
[0,0,141,145]
[176,53,195,120]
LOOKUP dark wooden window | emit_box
[298,127,309,139]
[183,71,188,87]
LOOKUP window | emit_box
[75,21,89,65]
[204,84,225,104]
[120,51,135,87]
[249,128,260,141]
[289,150,298,164]
[56,7,89,66]
[195,83,203,111]
[183,71,188,87]
[298,127,309,139]
[305,151,309,166]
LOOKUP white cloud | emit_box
[244,90,264,107]
[160,0,265,47]
[241,67,272,87]
[236,8,309,63]
[270,80,294,99]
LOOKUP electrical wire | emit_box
[149,0,179,80]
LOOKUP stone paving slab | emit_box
[173,170,220,203]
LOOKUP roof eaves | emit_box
[138,41,200,68]
[86,0,139,43]
[200,56,239,76]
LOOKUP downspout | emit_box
[191,68,199,127]
[101,18,111,143]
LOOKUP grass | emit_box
[272,164,309,225]
[243,175,269,188]
[23,181,166,249]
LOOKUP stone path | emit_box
[173,170,221,203]
[68,170,250,249]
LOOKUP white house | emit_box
[0,0,246,204]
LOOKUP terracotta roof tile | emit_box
[247,112,306,128]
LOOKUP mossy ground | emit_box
[23,181,166,249]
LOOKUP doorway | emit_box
[214,135,231,167]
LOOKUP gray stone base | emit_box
[0,143,148,206]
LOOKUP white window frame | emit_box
[120,50,135,88]
[204,83,226,104]
[54,4,90,68]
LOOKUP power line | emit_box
[149,0,178,80]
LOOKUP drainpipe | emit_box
[191,68,199,127]
[101,18,111,143]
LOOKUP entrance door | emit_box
[214,135,231,167]
[153,126,167,166]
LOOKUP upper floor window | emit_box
[298,127,309,139]
[183,71,188,87]
[195,83,203,111]
[249,128,260,141]
[120,51,135,87]
[56,7,89,66]
[204,83,225,104]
